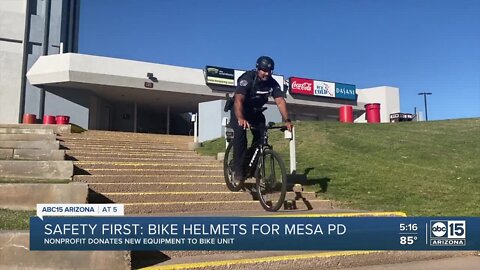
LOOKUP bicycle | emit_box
[223,121,288,212]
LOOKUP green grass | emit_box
[0,209,34,230]
[197,118,480,216]
[70,123,87,133]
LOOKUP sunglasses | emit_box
[259,67,272,73]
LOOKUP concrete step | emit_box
[0,182,87,210]
[0,124,70,134]
[0,128,53,134]
[0,232,129,270]
[74,168,223,176]
[89,191,317,203]
[61,131,191,142]
[0,140,59,149]
[73,161,222,170]
[66,151,201,158]
[65,147,192,153]
[87,182,227,193]
[74,175,224,183]
[0,133,57,141]
[12,149,65,161]
[0,160,73,180]
[60,142,182,149]
[61,144,185,151]
[59,137,181,145]
[124,199,332,214]
[67,156,216,162]
[0,149,12,159]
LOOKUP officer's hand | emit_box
[285,120,293,132]
[238,119,251,130]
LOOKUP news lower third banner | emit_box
[30,216,480,251]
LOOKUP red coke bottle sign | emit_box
[289,77,314,96]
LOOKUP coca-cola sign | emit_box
[289,77,314,96]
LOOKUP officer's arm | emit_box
[235,94,250,129]
[274,97,293,131]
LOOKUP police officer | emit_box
[231,56,293,182]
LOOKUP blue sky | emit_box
[79,0,480,120]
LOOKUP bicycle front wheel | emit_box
[256,149,287,212]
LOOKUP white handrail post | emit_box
[284,126,296,174]
[290,126,296,173]
[192,113,198,143]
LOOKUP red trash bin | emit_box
[43,115,56,124]
[55,115,70,125]
[365,103,381,123]
[22,114,37,124]
[339,105,353,123]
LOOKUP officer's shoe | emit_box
[233,172,245,185]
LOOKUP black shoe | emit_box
[233,172,245,184]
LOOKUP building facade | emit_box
[0,0,80,124]
[3,1,401,141]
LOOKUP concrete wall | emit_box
[198,100,282,142]
[25,0,70,117]
[355,86,400,123]
[0,0,79,124]
[46,87,90,128]
[199,100,226,142]
[0,0,26,124]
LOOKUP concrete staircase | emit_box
[63,130,332,215]
[2,129,471,269]
[59,131,476,270]
[0,124,84,210]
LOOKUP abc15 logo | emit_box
[430,220,466,239]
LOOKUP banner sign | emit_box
[205,66,235,86]
[289,77,357,100]
[290,77,314,96]
[335,83,356,100]
[30,216,480,251]
[206,66,285,92]
[314,80,335,98]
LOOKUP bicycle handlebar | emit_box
[268,126,288,132]
[250,125,287,132]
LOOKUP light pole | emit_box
[418,92,432,121]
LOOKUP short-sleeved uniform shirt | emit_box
[235,70,284,115]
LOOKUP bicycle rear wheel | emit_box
[256,149,287,212]
[223,142,244,191]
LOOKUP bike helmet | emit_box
[256,56,275,71]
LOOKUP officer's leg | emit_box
[230,110,247,180]
[250,113,266,149]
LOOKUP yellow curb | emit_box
[140,251,381,270]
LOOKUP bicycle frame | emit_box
[244,123,284,178]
